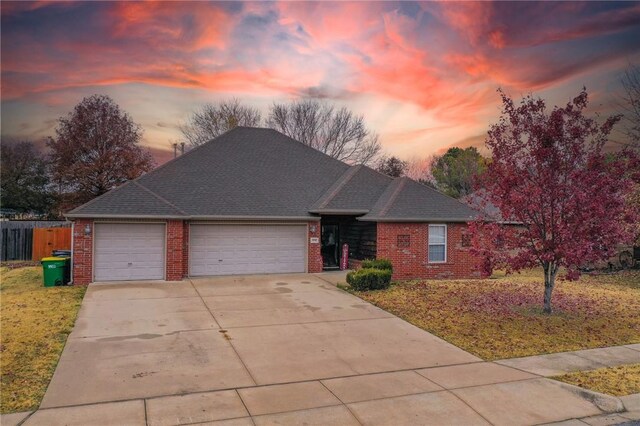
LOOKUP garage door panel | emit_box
[190,224,306,276]
[94,223,165,281]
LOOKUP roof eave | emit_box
[307,209,369,215]
[65,213,320,221]
[190,215,320,222]
[64,213,188,220]
[357,216,476,223]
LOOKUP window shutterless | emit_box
[428,224,447,263]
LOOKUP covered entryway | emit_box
[189,224,307,276]
[93,223,165,281]
[320,215,376,270]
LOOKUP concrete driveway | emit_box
[31,273,623,425]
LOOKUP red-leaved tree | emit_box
[47,95,155,210]
[470,89,638,314]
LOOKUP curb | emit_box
[553,380,625,413]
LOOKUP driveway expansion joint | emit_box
[188,278,259,387]
[32,273,632,425]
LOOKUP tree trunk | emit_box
[543,263,557,314]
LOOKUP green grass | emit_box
[0,267,86,413]
[354,269,640,360]
[553,364,640,396]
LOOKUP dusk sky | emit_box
[2,1,640,164]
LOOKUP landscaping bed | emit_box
[354,269,640,360]
[0,267,86,413]
[553,364,640,396]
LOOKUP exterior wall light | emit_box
[310,224,317,233]
[84,224,92,236]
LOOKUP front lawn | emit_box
[553,364,640,396]
[0,267,86,413]
[354,269,640,360]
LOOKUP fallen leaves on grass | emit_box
[0,267,86,413]
[355,269,640,360]
[553,364,640,396]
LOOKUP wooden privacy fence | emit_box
[1,227,33,261]
[32,228,72,261]
[1,221,71,261]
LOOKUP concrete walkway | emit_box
[497,344,640,377]
[6,376,638,426]
[2,273,638,425]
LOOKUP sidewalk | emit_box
[2,363,637,426]
[496,344,640,376]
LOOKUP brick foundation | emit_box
[376,222,482,280]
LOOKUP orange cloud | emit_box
[2,1,639,161]
[108,1,233,51]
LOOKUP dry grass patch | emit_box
[0,267,86,413]
[553,364,640,396]
[355,269,640,360]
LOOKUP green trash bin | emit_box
[42,256,70,287]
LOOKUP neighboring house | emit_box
[66,127,481,284]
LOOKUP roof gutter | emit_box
[307,209,370,215]
[64,213,321,221]
[357,217,476,223]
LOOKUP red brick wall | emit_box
[166,220,185,281]
[72,219,93,285]
[308,222,323,273]
[376,222,482,280]
[72,219,189,284]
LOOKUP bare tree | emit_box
[267,99,381,165]
[620,63,640,148]
[376,156,407,177]
[181,99,262,146]
[405,156,432,184]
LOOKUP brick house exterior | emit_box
[377,223,481,280]
[67,128,481,284]
[72,219,481,284]
[72,219,327,284]
[72,219,93,285]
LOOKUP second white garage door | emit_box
[189,224,307,276]
[94,223,165,282]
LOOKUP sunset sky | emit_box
[2,1,640,164]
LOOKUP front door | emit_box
[321,224,340,269]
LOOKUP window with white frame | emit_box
[428,224,447,263]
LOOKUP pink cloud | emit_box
[2,1,639,160]
[107,2,233,51]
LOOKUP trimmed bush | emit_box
[346,268,392,291]
[361,258,393,272]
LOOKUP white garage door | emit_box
[190,224,307,276]
[94,223,165,281]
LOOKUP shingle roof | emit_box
[69,180,185,217]
[358,177,476,222]
[309,165,392,214]
[67,127,477,222]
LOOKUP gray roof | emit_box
[309,165,392,214]
[67,127,476,222]
[359,177,476,222]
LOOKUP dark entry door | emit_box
[321,224,340,269]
